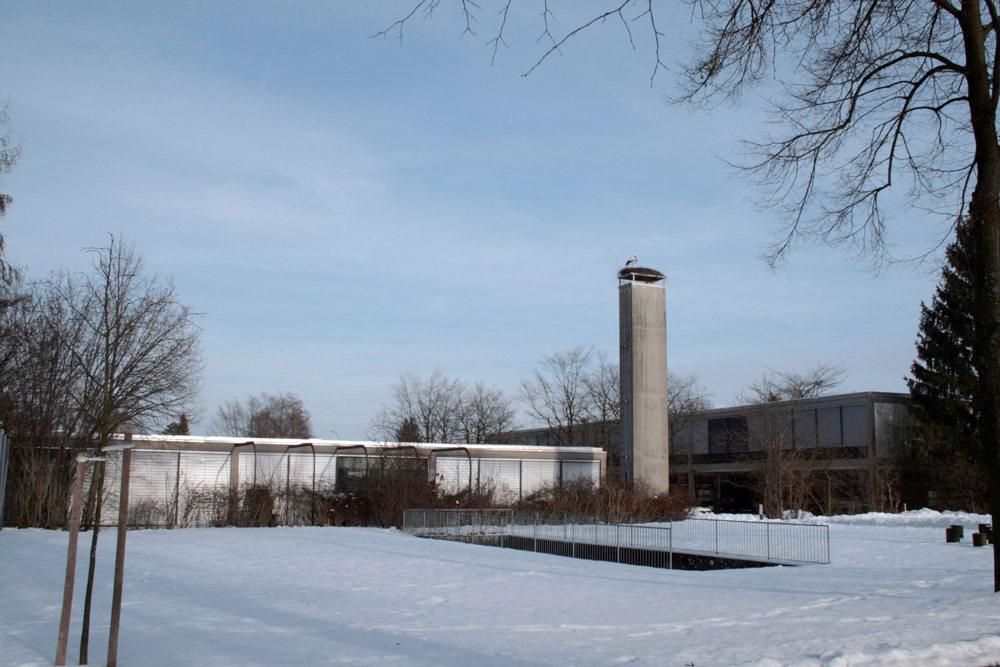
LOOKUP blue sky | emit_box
[0,3,944,439]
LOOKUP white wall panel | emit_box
[521,460,559,495]
[561,460,599,486]
[436,457,472,494]
[179,452,231,489]
[477,459,520,497]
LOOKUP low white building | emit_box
[97,435,606,526]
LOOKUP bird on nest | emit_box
[625,254,638,268]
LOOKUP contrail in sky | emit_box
[260,0,294,102]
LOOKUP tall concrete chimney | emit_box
[618,266,669,492]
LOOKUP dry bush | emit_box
[127,498,168,528]
[514,476,696,519]
[3,444,74,529]
[280,485,321,526]
[240,483,279,527]
[179,485,239,527]
[306,451,439,528]
[438,477,508,510]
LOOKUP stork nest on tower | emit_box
[618,266,665,280]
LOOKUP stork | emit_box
[625,254,638,268]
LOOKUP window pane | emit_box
[708,419,728,459]
[794,409,817,448]
[842,404,869,449]
[692,420,709,455]
[727,416,748,454]
[817,407,841,448]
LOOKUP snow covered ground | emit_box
[3,510,1000,667]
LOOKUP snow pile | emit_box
[807,508,993,528]
[693,507,993,529]
[2,518,999,667]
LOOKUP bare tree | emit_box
[370,370,518,444]
[583,350,621,462]
[739,364,845,518]
[668,372,713,445]
[0,278,87,529]
[369,369,464,443]
[667,372,713,491]
[457,381,519,444]
[210,392,313,439]
[55,238,204,444]
[48,236,202,663]
[0,104,22,310]
[518,346,595,447]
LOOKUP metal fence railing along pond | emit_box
[402,509,830,568]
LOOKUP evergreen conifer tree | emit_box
[163,413,190,436]
[906,220,985,510]
[908,221,978,449]
[395,416,422,444]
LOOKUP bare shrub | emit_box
[304,450,438,528]
[4,444,74,529]
[442,475,509,510]
[127,498,167,528]
[239,484,278,527]
[514,476,695,519]
[180,485,236,527]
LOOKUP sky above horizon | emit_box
[0,2,947,439]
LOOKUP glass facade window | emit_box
[727,417,749,455]
[692,420,709,456]
[747,411,793,451]
[794,408,817,448]
[674,394,900,464]
[708,419,728,461]
[874,402,913,456]
[841,404,869,449]
[817,407,841,448]
[336,456,368,492]
[746,413,767,451]
[673,423,694,457]
[708,416,748,461]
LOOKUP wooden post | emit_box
[106,444,132,667]
[55,457,88,666]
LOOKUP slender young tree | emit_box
[52,236,203,662]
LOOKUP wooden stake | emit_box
[55,458,88,666]
[106,445,132,667]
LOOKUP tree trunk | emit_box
[79,461,104,664]
[959,0,1000,593]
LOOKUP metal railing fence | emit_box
[402,508,830,566]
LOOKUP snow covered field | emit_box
[3,510,1000,667]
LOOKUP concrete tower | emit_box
[618,266,669,492]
